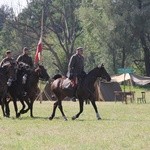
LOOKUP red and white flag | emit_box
[34,37,42,64]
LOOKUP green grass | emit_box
[0,95,150,150]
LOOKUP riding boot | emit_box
[71,85,78,102]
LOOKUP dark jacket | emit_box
[16,54,33,67]
[68,53,84,78]
[0,57,15,67]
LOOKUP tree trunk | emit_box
[140,33,150,76]
[121,46,126,68]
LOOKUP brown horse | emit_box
[49,64,111,121]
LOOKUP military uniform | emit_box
[0,57,15,67]
[16,54,33,67]
[68,53,84,79]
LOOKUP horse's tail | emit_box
[94,79,104,101]
[52,74,62,80]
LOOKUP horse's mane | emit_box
[87,67,98,76]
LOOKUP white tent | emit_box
[111,73,150,85]
[111,73,130,83]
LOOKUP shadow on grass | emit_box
[11,116,48,120]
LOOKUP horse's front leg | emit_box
[18,100,26,114]
[20,97,31,114]
[90,100,101,120]
[49,101,58,120]
[12,98,20,118]
[58,101,67,121]
[5,99,10,117]
[72,99,84,120]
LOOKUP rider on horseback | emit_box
[67,47,86,101]
[16,47,33,96]
[0,50,16,86]
[16,47,33,68]
[16,47,33,84]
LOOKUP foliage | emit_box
[0,0,150,76]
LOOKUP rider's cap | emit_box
[6,50,12,54]
[23,47,29,52]
[76,47,83,51]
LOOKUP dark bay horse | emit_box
[49,64,111,121]
[24,64,50,117]
[6,63,49,118]
[7,62,31,117]
[0,62,16,117]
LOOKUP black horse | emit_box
[23,64,50,117]
[0,62,16,117]
[6,62,31,117]
[49,64,111,121]
[6,63,49,118]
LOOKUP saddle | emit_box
[61,78,75,89]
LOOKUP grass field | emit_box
[0,91,150,150]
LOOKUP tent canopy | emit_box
[111,73,150,85]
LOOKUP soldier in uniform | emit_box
[67,47,86,101]
[68,47,85,85]
[16,47,33,95]
[0,50,15,67]
[16,47,33,68]
[0,50,15,86]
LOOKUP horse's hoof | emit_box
[72,116,76,120]
[63,116,68,121]
[97,117,101,120]
[16,113,20,118]
[49,117,53,120]
[5,114,10,118]
[64,118,68,121]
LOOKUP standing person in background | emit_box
[67,47,86,101]
[16,47,33,68]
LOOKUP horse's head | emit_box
[88,64,111,81]
[96,64,111,82]
[35,65,50,81]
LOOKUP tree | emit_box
[9,0,83,74]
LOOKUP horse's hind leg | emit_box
[1,102,6,117]
[30,100,34,118]
[49,101,58,120]
[72,99,84,120]
[90,100,101,120]
[58,101,67,121]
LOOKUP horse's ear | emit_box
[98,63,104,68]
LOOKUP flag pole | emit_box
[39,8,44,103]
[40,8,44,64]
